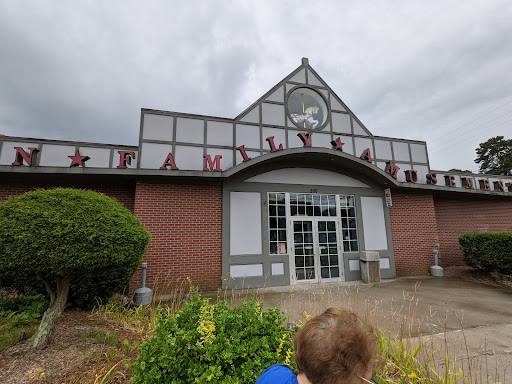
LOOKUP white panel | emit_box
[206,148,233,170]
[142,114,173,141]
[289,68,306,83]
[266,86,284,102]
[236,124,260,148]
[207,121,233,146]
[112,149,138,169]
[176,118,204,144]
[236,150,260,165]
[0,141,35,165]
[331,113,351,134]
[307,69,323,86]
[395,163,409,182]
[245,168,371,187]
[262,103,285,126]
[374,140,393,160]
[312,132,332,148]
[410,143,428,163]
[39,144,75,167]
[349,259,360,271]
[79,147,111,168]
[175,145,204,171]
[230,192,262,255]
[272,263,284,275]
[288,130,305,149]
[354,137,372,158]
[330,96,346,111]
[263,127,286,149]
[361,197,388,250]
[413,165,430,184]
[335,136,355,156]
[230,264,263,277]
[240,107,260,124]
[380,258,390,269]
[353,121,368,136]
[140,142,172,169]
[392,141,410,161]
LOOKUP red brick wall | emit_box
[434,196,512,267]
[389,191,440,276]
[0,182,135,212]
[130,183,223,293]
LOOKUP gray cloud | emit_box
[1,0,511,171]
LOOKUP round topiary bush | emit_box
[0,187,151,348]
[131,292,295,384]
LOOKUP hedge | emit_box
[459,232,512,275]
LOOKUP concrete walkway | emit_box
[238,277,512,383]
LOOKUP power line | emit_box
[428,97,512,145]
[429,116,512,154]
[429,109,512,150]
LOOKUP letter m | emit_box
[384,161,400,179]
[203,155,222,171]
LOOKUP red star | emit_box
[68,151,90,167]
[331,137,345,151]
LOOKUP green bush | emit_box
[0,294,49,322]
[459,232,512,275]
[0,188,151,310]
[131,293,295,384]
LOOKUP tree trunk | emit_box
[31,276,70,349]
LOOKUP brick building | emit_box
[1,58,511,292]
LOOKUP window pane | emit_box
[327,221,336,231]
[270,217,277,228]
[331,267,340,278]
[321,267,330,278]
[270,243,277,254]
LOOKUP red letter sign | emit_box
[12,147,39,166]
[297,132,313,147]
[360,148,372,163]
[204,155,222,171]
[461,177,474,189]
[266,136,283,152]
[479,179,490,191]
[427,173,437,185]
[404,170,418,183]
[117,151,135,169]
[444,175,456,187]
[160,153,179,170]
[493,181,504,192]
[384,162,400,179]
[237,145,252,162]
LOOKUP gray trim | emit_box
[223,176,395,288]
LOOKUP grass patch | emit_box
[0,317,39,351]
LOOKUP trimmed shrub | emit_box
[459,232,512,275]
[131,292,295,384]
[0,188,151,309]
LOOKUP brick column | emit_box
[130,183,223,294]
[388,191,440,276]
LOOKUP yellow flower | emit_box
[409,372,417,378]
[40,372,45,376]
[284,350,293,365]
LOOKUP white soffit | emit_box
[245,168,370,188]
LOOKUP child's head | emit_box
[294,308,377,384]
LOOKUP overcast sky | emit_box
[1,1,511,172]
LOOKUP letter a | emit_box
[160,153,179,170]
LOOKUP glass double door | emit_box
[291,218,343,283]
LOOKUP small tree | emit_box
[0,188,151,348]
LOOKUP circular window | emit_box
[286,87,329,130]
